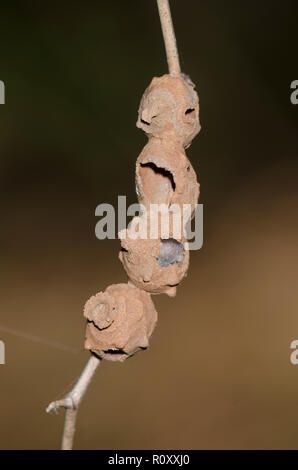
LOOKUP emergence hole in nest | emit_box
[185,108,195,115]
[103,348,126,355]
[140,163,176,191]
[139,162,175,205]
[141,118,150,125]
[102,348,128,360]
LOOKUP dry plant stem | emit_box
[47,0,186,451]
[62,409,77,450]
[156,0,181,76]
[46,354,100,450]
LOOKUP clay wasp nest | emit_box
[84,283,157,362]
[136,138,200,219]
[119,219,190,297]
[137,74,201,148]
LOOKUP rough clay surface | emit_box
[137,74,201,148]
[119,218,190,297]
[83,73,201,361]
[136,138,200,218]
[84,283,158,362]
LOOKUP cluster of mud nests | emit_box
[85,74,201,361]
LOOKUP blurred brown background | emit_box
[0,0,298,449]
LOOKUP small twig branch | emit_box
[156,0,181,76]
[46,2,182,451]
[46,354,101,450]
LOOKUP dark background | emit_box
[0,0,298,449]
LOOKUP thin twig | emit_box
[46,2,181,451]
[46,354,101,450]
[156,0,181,76]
